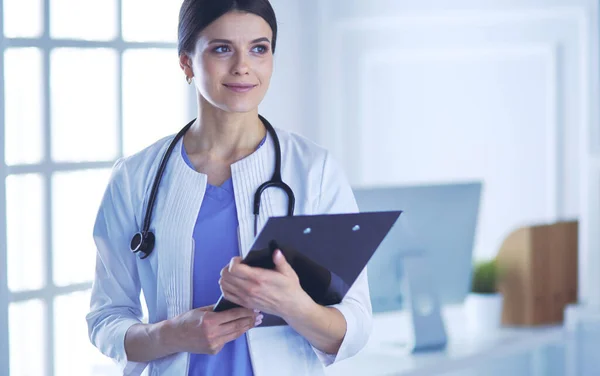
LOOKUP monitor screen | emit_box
[352,181,482,313]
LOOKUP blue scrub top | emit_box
[183,138,265,376]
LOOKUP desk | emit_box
[325,304,567,376]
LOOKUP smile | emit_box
[223,84,257,93]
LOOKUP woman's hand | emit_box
[216,251,348,357]
[165,305,261,355]
[219,250,311,318]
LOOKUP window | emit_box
[1,1,190,375]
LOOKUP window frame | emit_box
[0,1,192,374]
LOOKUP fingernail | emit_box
[255,314,264,326]
[253,309,260,313]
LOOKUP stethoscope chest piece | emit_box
[130,231,155,259]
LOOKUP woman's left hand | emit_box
[219,250,310,318]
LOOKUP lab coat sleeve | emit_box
[311,152,373,366]
[85,158,148,376]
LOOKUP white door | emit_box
[316,0,597,304]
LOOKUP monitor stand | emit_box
[401,252,448,353]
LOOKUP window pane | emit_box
[52,169,111,286]
[55,290,120,376]
[4,0,43,38]
[123,49,189,156]
[122,0,182,42]
[6,174,46,292]
[50,0,117,41]
[9,300,46,376]
[51,48,118,162]
[5,48,44,166]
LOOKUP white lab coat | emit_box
[86,126,373,376]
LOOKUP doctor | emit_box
[86,0,372,375]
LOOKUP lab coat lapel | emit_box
[232,132,279,258]
[152,139,206,319]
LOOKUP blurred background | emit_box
[1,0,598,375]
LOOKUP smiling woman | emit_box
[179,3,276,116]
[85,1,373,376]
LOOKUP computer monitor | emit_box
[352,181,482,313]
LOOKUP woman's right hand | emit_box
[166,305,262,355]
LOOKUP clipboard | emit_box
[214,210,402,326]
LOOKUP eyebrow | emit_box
[208,37,271,45]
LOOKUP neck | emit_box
[184,100,266,161]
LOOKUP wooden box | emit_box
[496,221,578,326]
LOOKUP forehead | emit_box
[198,11,272,42]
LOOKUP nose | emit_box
[231,52,250,76]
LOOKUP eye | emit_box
[213,45,231,54]
[252,44,269,54]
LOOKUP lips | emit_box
[224,83,257,93]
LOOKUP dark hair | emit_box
[178,0,278,56]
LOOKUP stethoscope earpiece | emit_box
[130,231,155,259]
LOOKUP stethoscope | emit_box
[130,114,295,259]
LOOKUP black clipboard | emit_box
[213,210,402,326]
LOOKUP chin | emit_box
[220,99,262,114]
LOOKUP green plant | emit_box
[470,258,500,294]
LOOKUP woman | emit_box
[86,0,372,375]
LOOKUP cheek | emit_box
[254,64,272,101]
[258,60,273,84]
[197,57,224,88]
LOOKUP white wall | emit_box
[315,0,592,262]
[318,0,600,306]
[259,0,319,140]
[260,0,598,305]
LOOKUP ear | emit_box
[179,53,194,78]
